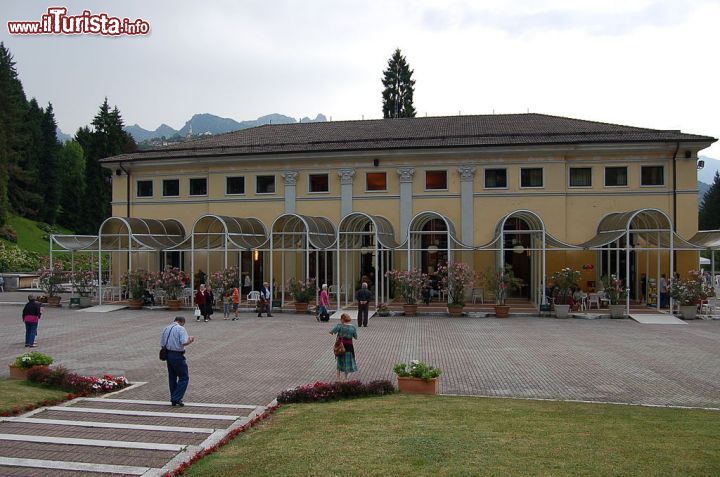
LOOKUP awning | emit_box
[50,235,98,252]
[271,213,336,250]
[688,230,720,250]
[477,209,579,250]
[338,212,399,249]
[99,217,186,251]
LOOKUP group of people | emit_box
[194,281,273,322]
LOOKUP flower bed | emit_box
[393,360,442,382]
[27,365,129,394]
[277,380,395,403]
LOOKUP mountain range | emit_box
[123,112,327,143]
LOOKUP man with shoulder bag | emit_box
[159,316,195,406]
[258,281,272,317]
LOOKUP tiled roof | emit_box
[102,113,716,163]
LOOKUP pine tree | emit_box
[700,171,720,230]
[57,140,85,230]
[38,103,61,224]
[381,48,416,119]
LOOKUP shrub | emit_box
[393,360,442,382]
[14,352,54,369]
[277,380,395,403]
[26,365,129,394]
[0,225,17,242]
[0,241,41,272]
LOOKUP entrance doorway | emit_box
[502,218,532,299]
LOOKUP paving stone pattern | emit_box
[0,467,125,477]
[1,304,719,407]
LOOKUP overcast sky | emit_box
[2,0,719,157]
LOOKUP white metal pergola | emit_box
[337,212,399,309]
[97,217,186,305]
[269,213,336,307]
[48,235,100,298]
[688,229,720,293]
[577,208,702,316]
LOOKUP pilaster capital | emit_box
[396,167,416,183]
[282,170,298,185]
[337,168,356,185]
[458,166,477,182]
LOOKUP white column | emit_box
[397,167,415,244]
[458,166,476,247]
[338,169,355,218]
[282,171,298,214]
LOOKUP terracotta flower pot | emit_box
[8,364,48,380]
[127,298,144,310]
[447,305,464,317]
[47,296,61,307]
[397,376,439,394]
[294,302,309,313]
[167,299,182,311]
[403,304,418,316]
[494,305,510,318]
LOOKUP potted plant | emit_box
[552,268,581,319]
[155,266,190,311]
[38,262,65,307]
[393,360,442,394]
[9,351,54,380]
[670,270,709,320]
[70,269,96,308]
[481,266,523,318]
[287,277,316,313]
[601,274,628,318]
[376,303,391,317]
[121,269,147,310]
[438,262,476,317]
[209,266,239,304]
[386,269,429,316]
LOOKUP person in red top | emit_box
[195,284,207,322]
[231,286,240,320]
[318,283,330,322]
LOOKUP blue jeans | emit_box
[24,322,38,346]
[166,351,189,403]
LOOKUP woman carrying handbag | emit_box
[195,284,207,322]
[329,313,357,381]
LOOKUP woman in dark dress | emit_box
[195,284,207,322]
[204,285,215,321]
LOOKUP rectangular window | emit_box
[226,176,245,195]
[605,167,628,187]
[136,180,153,197]
[641,166,664,186]
[425,170,447,190]
[256,175,276,194]
[189,178,207,196]
[309,173,329,193]
[569,167,592,187]
[366,172,387,191]
[521,168,543,188]
[162,179,179,197]
[485,169,507,188]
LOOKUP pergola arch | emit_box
[337,212,399,308]
[406,211,468,275]
[270,213,337,306]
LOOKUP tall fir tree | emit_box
[39,103,61,224]
[700,171,720,230]
[76,99,136,234]
[0,42,29,226]
[57,140,85,231]
[381,48,416,119]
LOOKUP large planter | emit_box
[609,304,625,319]
[47,296,61,307]
[167,299,182,311]
[494,305,510,318]
[447,305,464,317]
[78,296,92,308]
[397,376,439,395]
[294,302,309,314]
[403,304,418,316]
[127,298,144,310]
[8,364,48,380]
[555,304,571,319]
[679,305,697,320]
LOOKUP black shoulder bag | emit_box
[159,325,176,361]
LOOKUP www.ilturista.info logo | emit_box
[7,7,150,36]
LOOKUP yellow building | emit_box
[93,113,715,309]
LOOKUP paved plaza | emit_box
[2,298,720,409]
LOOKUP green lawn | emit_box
[188,394,720,477]
[0,378,67,414]
[2,214,73,255]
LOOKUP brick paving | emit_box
[0,467,125,477]
[2,302,719,407]
[0,441,176,468]
[30,409,235,429]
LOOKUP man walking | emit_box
[355,282,373,327]
[659,273,669,309]
[160,317,195,406]
[258,281,272,317]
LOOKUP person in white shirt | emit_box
[160,317,195,406]
[258,282,272,317]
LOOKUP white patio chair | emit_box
[471,287,484,304]
[247,290,260,306]
[700,297,717,317]
[181,288,193,306]
[588,293,600,309]
[155,289,167,306]
[31,278,40,289]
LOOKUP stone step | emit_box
[77,397,257,410]
[0,433,185,452]
[0,460,140,476]
[5,417,214,434]
[31,409,234,429]
[66,399,252,416]
[50,406,240,421]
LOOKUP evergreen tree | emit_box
[11,98,43,218]
[57,140,85,230]
[381,48,416,119]
[700,171,720,230]
[76,99,136,234]
[38,103,61,224]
